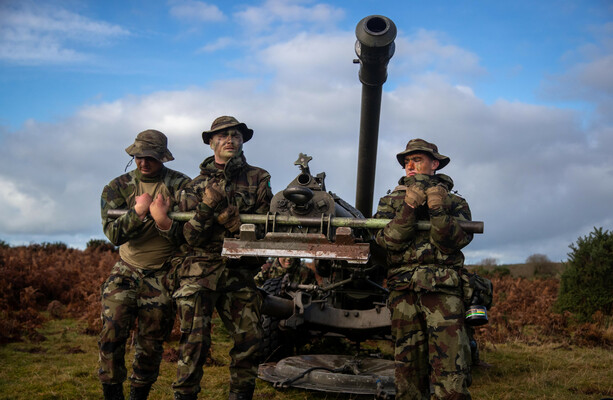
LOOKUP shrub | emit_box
[479,257,497,267]
[526,253,558,277]
[555,227,613,322]
[86,239,116,252]
[468,262,508,278]
[0,244,118,343]
[29,241,68,252]
[470,265,492,277]
[492,266,511,277]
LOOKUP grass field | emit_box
[1,317,611,400]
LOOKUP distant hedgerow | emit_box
[29,241,68,252]
[526,253,559,278]
[86,239,116,252]
[555,227,613,322]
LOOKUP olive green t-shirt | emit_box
[119,180,174,270]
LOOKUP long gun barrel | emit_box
[354,15,397,217]
[106,209,483,233]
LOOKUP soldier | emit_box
[171,116,273,400]
[99,130,190,400]
[254,257,315,287]
[374,139,473,399]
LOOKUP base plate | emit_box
[258,354,395,397]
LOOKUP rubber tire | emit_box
[260,276,284,296]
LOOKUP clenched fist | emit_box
[404,185,426,208]
[217,205,241,232]
[426,185,448,209]
[202,182,224,209]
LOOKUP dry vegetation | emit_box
[0,243,113,344]
[1,244,610,348]
[477,275,612,347]
[1,243,612,399]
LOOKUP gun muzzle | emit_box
[354,15,397,86]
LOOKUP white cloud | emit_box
[540,21,613,116]
[0,176,57,232]
[392,30,487,82]
[168,0,225,22]
[198,37,235,52]
[234,0,344,34]
[0,0,129,64]
[258,31,356,87]
[186,1,346,67]
[0,36,88,64]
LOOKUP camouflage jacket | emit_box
[100,166,191,267]
[175,154,273,294]
[254,258,316,287]
[374,173,473,294]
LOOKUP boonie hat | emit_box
[396,138,450,170]
[125,129,174,163]
[201,116,253,144]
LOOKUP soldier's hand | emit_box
[202,182,224,209]
[217,205,241,232]
[261,261,272,272]
[426,185,448,209]
[134,193,153,220]
[404,185,426,208]
[150,194,171,230]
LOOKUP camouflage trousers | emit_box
[388,289,471,400]
[172,284,263,396]
[98,260,175,387]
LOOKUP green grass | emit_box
[1,318,611,400]
[472,342,613,399]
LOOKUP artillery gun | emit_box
[219,15,484,398]
[108,14,485,398]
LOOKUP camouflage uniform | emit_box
[254,258,316,287]
[375,143,473,400]
[171,153,272,398]
[99,130,190,400]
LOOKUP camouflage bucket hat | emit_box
[396,138,450,170]
[125,129,174,163]
[202,116,253,144]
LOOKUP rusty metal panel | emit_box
[222,226,370,264]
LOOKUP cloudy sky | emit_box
[1,0,611,265]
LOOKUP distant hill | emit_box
[466,262,565,278]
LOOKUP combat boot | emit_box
[174,392,198,400]
[102,383,125,400]
[228,390,253,400]
[129,384,151,400]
